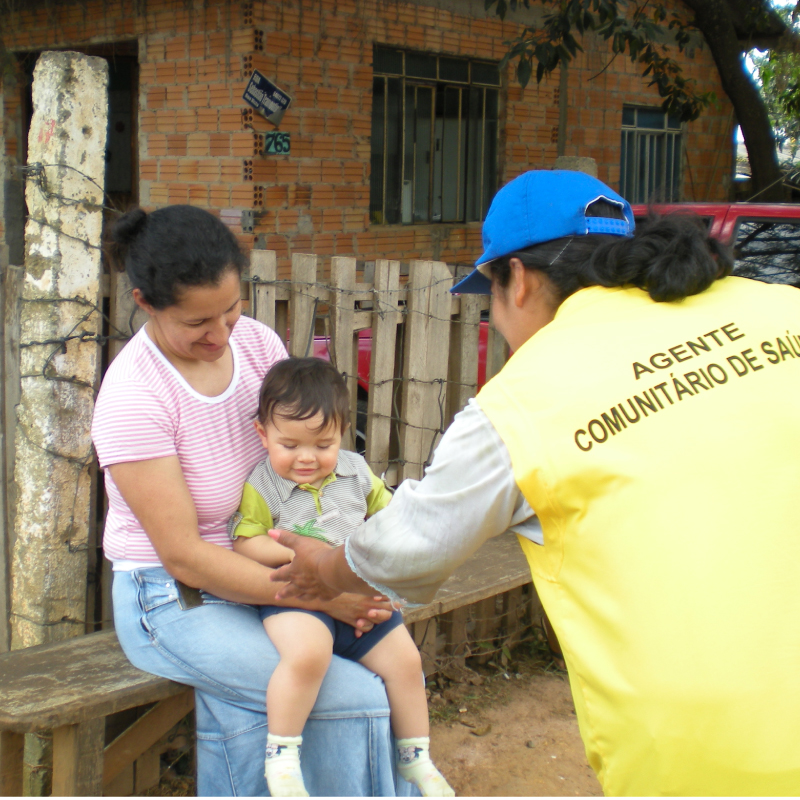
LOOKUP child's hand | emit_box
[233,531,294,568]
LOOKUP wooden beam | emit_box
[52,718,105,796]
[366,259,400,476]
[411,618,439,678]
[440,607,470,670]
[0,730,24,797]
[249,249,278,336]
[133,744,162,794]
[103,761,134,797]
[288,254,319,357]
[103,690,194,786]
[1,264,22,655]
[471,597,500,664]
[330,257,357,451]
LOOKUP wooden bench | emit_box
[0,535,534,797]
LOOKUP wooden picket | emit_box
[328,257,358,452]
[249,249,278,334]
[288,254,320,358]
[398,260,453,482]
[365,259,401,477]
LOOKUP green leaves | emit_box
[485,0,713,121]
[749,5,800,158]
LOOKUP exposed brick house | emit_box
[1,0,734,275]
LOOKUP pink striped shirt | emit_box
[92,315,287,564]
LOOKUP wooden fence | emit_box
[0,250,510,651]
[1,254,21,655]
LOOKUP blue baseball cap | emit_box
[451,170,635,294]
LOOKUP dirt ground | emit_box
[428,666,601,797]
[143,640,601,797]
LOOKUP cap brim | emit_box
[450,266,492,295]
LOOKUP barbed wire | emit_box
[20,161,119,214]
[248,275,487,329]
[12,270,493,493]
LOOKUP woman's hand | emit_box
[320,593,394,635]
[110,458,295,606]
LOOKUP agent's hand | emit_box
[269,528,379,603]
[268,528,342,602]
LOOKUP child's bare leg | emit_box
[264,612,333,735]
[360,625,428,737]
[262,612,333,797]
[360,625,455,797]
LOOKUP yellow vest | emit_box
[477,278,800,795]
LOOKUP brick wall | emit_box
[1,0,733,275]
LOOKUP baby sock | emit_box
[396,736,455,797]
[264,733,308,797]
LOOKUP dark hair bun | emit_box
[112,207,148,247]
[615,214,732,302]
[110,204,247,308]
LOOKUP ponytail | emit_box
[489,212,732,304]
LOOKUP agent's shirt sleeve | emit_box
[344,398,539,605]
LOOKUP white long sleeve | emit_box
[345,398,541,605]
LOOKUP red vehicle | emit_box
[314,325,490,395]
[632,202,800,287]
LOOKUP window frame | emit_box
[370,47,500,226]
[620,105,684,204]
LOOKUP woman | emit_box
[92,205,408,797]
[271,171,800,795]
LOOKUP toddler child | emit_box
[230,356,454,798]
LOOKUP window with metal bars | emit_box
[370,46,500,225]
[620,106,683,204]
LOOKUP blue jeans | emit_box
[113,567,417,796]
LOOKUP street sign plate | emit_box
[243,71,292,126]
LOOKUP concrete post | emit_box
[10,51,108,649]
[553,156,598,177]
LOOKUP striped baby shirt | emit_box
[229,449,392,546]
[92,314,287,564]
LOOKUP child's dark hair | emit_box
[258,357,351,434]
[110,205,247,309]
